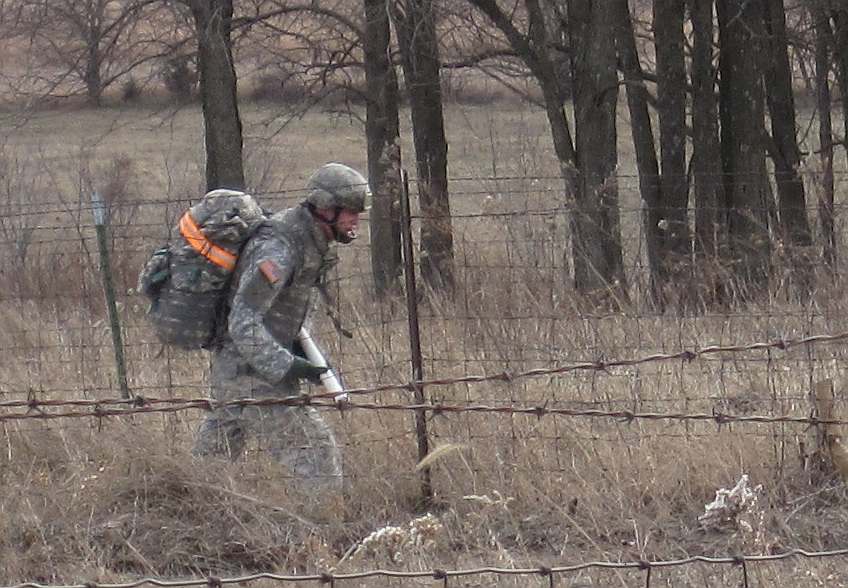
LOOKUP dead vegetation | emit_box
[1,105,848,587]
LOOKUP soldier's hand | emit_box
[289,356,329,384]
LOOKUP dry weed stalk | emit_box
[698,474,767,551]
[345,513,444,565]
[1,107,848,586]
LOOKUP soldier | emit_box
[194,163,368,493]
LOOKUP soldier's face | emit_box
[334,209,361,243]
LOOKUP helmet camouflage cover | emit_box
[305,163,370,213]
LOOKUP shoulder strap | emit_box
[179,212,237,271]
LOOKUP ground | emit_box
[1,99,848,587]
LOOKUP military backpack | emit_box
[137,189,267,349]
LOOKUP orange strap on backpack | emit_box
[179,212,237,272]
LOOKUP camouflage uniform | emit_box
[194,204,343,491]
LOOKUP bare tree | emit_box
[830,2,848,173]
[615,1,663,304]
[810,0,836,272]
[614,2,665,305]
[182,0,244,191]
[761,0,813,293]
[4,0,165,105]
[566,0,627,304]
[653,0,692,303]
[364,0,403,296]
[689,0,724,303]
[391,0,455,294]
[466,0,627,306]
[437,1,542,105]
[717,0,772,295]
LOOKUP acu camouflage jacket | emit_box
[213,204,335,390]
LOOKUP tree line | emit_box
[4,0,848,310]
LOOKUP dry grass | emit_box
[1,101,848,587]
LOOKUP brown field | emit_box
[2,99,848,587]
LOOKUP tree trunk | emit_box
[614,0,663,305]
[364,0,403,297]
[653,0,692,303]
[717,0,771,297]
[85,43,103,106]
[762,0,813,294]
[467,0,626,307]
[84,1,104,106]
[392,0,454,294]
[689,0,724,305]
[188,0,245,192]
[832,4,848,174]
[568,0,627,305]
[812,1,836,273]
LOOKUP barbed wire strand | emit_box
[4,395,848,427]
[6,547,848,588]
[1,326,841,394]
[0,391,827,410]
[4,179,848,222]
[3,330,848,421]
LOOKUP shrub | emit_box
[121,77,141,102]
[162,55,197,101]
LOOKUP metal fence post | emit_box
[399,169,433,506]
[91,191,130,399]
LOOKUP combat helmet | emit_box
[305,163,370,213]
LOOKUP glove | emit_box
[288,355,329,385]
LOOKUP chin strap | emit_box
[304,202,339,222]
[303,202,354,338]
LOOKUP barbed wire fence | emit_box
[3,169,848,585]
[2,330,848,418]
[5,547,848,588]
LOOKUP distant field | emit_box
[2,100,848,586]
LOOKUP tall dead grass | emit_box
[2,106,848,586]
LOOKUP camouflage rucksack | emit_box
[138,189,267,349]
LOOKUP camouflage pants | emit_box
[194,349,342,493]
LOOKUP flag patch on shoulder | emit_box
[259,259,283,284]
